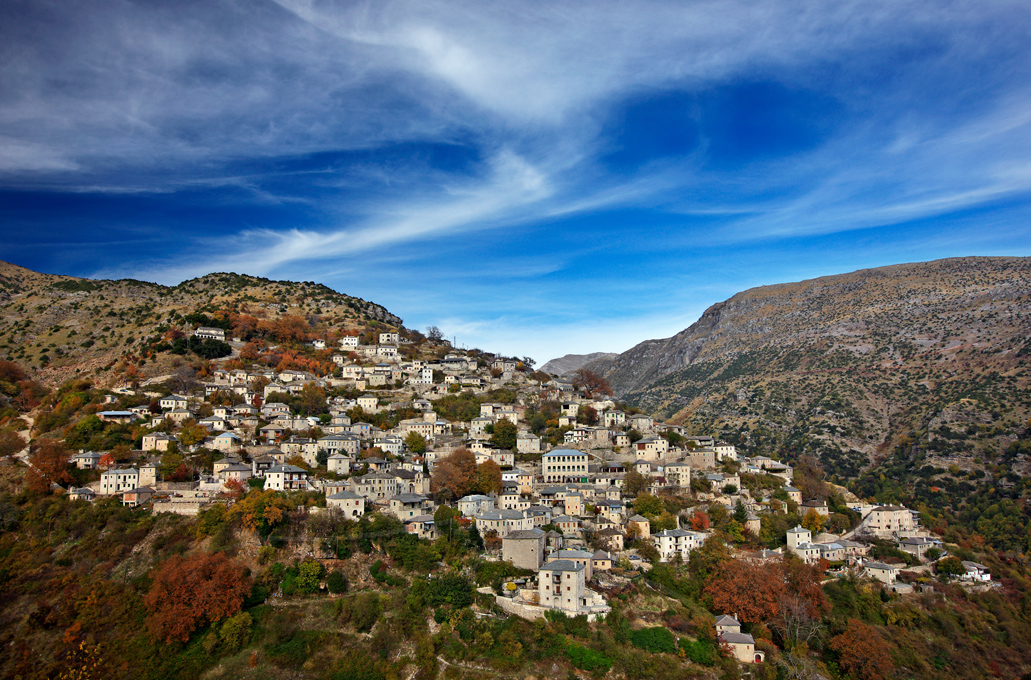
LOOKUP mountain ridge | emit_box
[587,255,1031,478]
[539,352,619,376]
[0,261,404,387]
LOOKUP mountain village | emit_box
[50,323,996,669]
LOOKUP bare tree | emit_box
[772,594,824,647]
[779,652,825,680]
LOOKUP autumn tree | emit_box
[781,558,829,619]
[801,509,827,533]
[634,493,664,517]
[227,489,292,537]
[577,405,599,425]
[179,419,208,447]
[430,448,476,502]
[829,619,895,680]
[121,363,143,391]
[690,509,711,531]
[223,478,247,499]
[27,438,72,494]
[571,368,613,398]
[0,428,25,458]
[704,559,785,624]
[935,555,964,579]
[239,341,261,361]
[474,460,503,495]
[795,454,828,500]
[145,551,252,643]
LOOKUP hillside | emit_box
[588,256,1031,479]
[540,351,619,375]
[0,262,403,388]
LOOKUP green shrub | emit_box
[369,560,405,586]
[351,592,382,633]
[265,630,327,667]
[219,611,252,652]
[630,626,676,654]
[423,573,474,608]
[327,570,347,594]
[298,560,324,594]
[679,638,718,665]
[565,641,612,673]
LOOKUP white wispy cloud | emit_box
[4,0,1031,357]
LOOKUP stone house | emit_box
[457,494,495,517]
[122,486,154,508]
[715,615,764,664]
[71,451,102,470]
[142,433,178,452]
[265,464,308,491]
[327,490,366,517]
[101,468,139,495]
[864,561,900,584]
[474,509,532,539]
[653,528,705,562]
[635,436,669,460]
[538,560,588,613]
[389,493,434,520]
[502,528,547,570]
[866,505,915,534]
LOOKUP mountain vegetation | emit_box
[0,261,402,388]
[586,257,1031,553]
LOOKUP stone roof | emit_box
[718,631,755,645]
[505,529,546,540]
[268,464,307,474]
[327,490,363,500]
[391,493,428,504]
[865,561,899,571]
[540,559,585,573]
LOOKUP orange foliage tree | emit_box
[474,460,503,495]
[430,447,476,502]
[690,509,711,531]
[227,489,292,536]
[704,559,786,624]
[27,439,73,494]
[145,551,252,643]
[829,619,895,680]
[0,428,26,458]
[223,478,247,499]
[570,368,613,397]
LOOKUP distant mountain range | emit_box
[539,352,619,376]
[582,256,1031,477]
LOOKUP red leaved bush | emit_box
[145,551,251,643]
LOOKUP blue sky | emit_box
[1,0,1030,363]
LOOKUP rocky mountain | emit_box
[0,261,402,387]
[539,352,619,376]
[588,256,1031,478]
